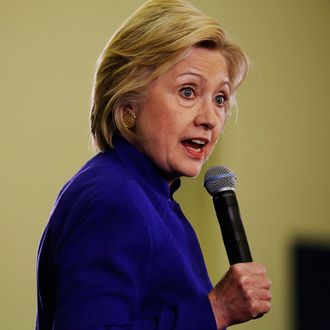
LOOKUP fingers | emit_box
[258,288,273,301]
[237,273,272,290]
[231,262,267,275]
[235,263,272,309]
[209,262,272,329]
[241,287,272,315]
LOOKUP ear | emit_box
[123,103,137,114]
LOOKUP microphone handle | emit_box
[213,188,263,319]
[213,190,252,265]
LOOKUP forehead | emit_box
[166,47,229,80]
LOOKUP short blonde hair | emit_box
[90,0,249,151]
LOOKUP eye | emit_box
[215,93,227,106]
[180,86,195,99]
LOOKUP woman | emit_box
[36,0,272,329]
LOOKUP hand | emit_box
[208,262,272,330]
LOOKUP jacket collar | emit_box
[109,136,181,200]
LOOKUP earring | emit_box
[122,110,136,129]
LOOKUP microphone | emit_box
[204,166,253,265]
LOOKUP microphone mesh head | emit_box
[204,166,236,196]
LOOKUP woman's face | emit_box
[134,47,230,181]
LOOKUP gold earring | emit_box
[122,110,136,129]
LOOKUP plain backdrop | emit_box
[1,1,329,329]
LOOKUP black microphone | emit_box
[204,166,253,265]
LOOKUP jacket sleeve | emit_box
[46,186,217,330]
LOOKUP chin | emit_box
[178,163,203,178]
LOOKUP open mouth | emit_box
[181,138,208,158]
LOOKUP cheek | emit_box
[146,120,173,152]
[212,124,223,143]
[219,112,229,134]
[158,113,184,139]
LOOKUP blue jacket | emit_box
[36,137,217,329]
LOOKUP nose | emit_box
[194,99,220,130]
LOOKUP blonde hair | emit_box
[90,0,249,151]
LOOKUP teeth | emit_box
[191,139,206,145]
[186,145,201,152]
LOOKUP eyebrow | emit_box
[176,71,230,89]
